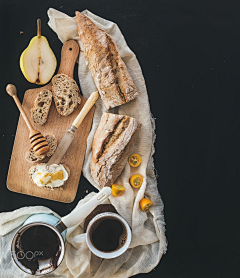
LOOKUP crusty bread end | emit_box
[91,113,141,187]
[75,12,139,109]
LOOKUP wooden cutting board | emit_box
[7,40,95,203]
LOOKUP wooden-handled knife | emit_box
[47,91,99,166]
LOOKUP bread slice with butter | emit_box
[29,163,70,189]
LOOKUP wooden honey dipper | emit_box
[6,84,50,155]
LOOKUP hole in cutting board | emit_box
[69,48,72,51]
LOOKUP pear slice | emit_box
[20,19,57,85]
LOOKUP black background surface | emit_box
[1,0,240,277]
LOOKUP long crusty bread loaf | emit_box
[31,89,52,125]
[91,113,141,188]
[75,12,139,110]
[25,135,57,163]
[52,74,81,116]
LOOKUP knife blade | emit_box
[47,91,99,166]
[47,126,76,165]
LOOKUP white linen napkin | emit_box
[0,9,167,278]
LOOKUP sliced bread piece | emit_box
[31,89,52,125]
[26,149,45,163]
[91,113,141,188]
[29,163,70,189]
[45,135,58,157]
[25,135,57,163]
[52,74,81,116]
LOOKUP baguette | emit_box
[75,12,139,110]
[52,74,81,116]
[91,113,141,187]
[31,89,52,125]
[25,135,57,163]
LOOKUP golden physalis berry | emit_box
[112,184,125,196]
[140,198,153,211]
[128,154,141,167]
[130,174,143,188]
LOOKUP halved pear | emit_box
[20,19,57,85]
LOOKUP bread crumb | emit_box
[20,31,24,34]
[60,6,63,8]
[86,190,88,193]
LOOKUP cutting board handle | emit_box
[57,40,79,78]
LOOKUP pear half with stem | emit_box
[20,19,57,85]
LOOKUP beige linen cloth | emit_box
[0,9,167,278]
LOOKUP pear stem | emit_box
[37,19,41,37]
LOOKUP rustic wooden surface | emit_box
[7,40,95,203]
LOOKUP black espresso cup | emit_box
[86,212,132,259]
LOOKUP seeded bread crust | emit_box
[31,89,52,125]
[29,163,70,188]
[52,74,81,116]
[25,135,57,163]
[91,113,141,188]
[75,12,139,110]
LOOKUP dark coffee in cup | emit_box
[90,217,127,252]
[14,225,61,275]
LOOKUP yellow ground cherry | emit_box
[140,198,153,211]
[128,154,141,167]
[112,184,125,196]
[130,174,143,188]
